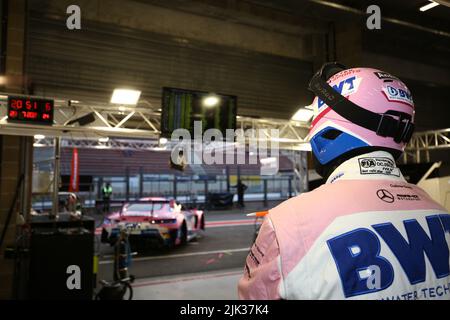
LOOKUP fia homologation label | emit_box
[358,157,401,177]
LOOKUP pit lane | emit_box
[96,209,263,282]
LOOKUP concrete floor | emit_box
[97,202,281,300]
[133,269,243,300]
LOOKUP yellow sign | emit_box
[230,175,261,185]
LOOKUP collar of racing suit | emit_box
[326,150,406,185]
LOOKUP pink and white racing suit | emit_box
[238,151,450,300]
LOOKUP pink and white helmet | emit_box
[308,63,415,167]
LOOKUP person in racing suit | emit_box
[238,63,450,300]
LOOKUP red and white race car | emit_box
[101,197,205,248]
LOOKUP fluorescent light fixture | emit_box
[291,107,314,122]
[203,95,220,107]
[260,157,277,165]
[34,134,45,140]
[33,143,46,147]
[98,137,109,143]
[420,1,439,11]
[111,89,141,105]
[159,137,168,145]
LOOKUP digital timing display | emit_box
[7,96,54,125]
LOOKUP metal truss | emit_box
[237,116,310,148]
[3,93,447,160]
[282,150,309,194]
[0,95,161,140]
[0,94,311,149]
[403,128,450,163]
[33,136,163,151]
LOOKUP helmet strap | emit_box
[309,62,414,144]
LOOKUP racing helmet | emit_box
[308,62,415,176]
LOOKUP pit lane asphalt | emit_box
[96,205,277,282]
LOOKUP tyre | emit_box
[123,282,133,300]
[200,215,205,230]
[179,221,187,245]
[95,282,133,300]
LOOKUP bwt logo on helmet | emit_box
[383,86,413,106]
[318,76,362,108]
[327,214,450,298]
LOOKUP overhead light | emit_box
[111,89,141,105]
[260,157,277,165]
[33,143,46,147]
[0,76,6,86]
[420,1,439,11]
[202,94,220,107]
[95,146,111,149]
[98,137,109,143]
[291,107,314,122]
[159,137,168,145]
[34,134,45,140]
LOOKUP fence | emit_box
[31,174,296,212]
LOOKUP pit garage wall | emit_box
[0,0,34,300]
[25,0,450,129]
[335,20,450,134]
[24,0,324,119]
[418,177,450,212]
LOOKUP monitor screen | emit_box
[161,87,237,139]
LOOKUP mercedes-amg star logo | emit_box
[377,189,395,203]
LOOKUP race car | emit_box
[101,197,205,248]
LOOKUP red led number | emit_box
[9,110,18,118]
[11,99,23,110]
[25,100,38,110]
[21,111,37,119]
